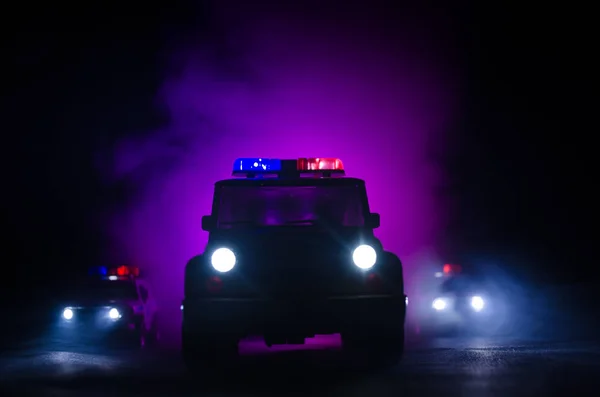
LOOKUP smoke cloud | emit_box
[102,2,460,338]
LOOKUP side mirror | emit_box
[367,213,380,229]
[201,215,215,231]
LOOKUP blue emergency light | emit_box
[233,158,281,173]
[88,266,108,276]
[232,157,345,178]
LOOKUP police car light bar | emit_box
[232,157,345,177]
[88,265,139,277]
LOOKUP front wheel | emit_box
[341,327,404,367]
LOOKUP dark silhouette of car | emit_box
[58,265,159,347]
[182,157,406,371]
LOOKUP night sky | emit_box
[3,2,595,307]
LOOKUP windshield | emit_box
[66,280,139,301]
[216,186,366,228]
[440,274,486,294]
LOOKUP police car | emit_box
[182,157,406,369]
[59,265,159,347]
[417,264,502,335]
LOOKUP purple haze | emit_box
[103,3,460,340]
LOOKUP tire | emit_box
[182,330,239,374]
[341,327,404,367]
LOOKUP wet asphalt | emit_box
[1,331,599,397]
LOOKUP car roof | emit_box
[214,177,365,187]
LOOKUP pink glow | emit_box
[101,3,460,343]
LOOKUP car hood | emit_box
[60,298,137,308]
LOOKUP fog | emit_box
[102,2,461,341]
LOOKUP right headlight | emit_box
[352,244,377,269]
[211,247,236,272]
[471,296,485,311]
[108,308,121,320]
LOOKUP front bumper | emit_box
[414,303,495,333]
[56,308,142,336]
[183,294,406,337]
[57,319,140,333]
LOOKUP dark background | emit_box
[2,1,595,311]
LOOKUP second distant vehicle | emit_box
[417,264,504,335]
[57,265,159,347]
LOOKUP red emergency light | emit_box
[297,157,344,173]
[443,264,462,274]
[107,265,140,277]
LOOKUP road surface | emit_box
[1,334,599,396]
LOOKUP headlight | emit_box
[211,247,236,272]
[62,308,74,320]
[352,244,376,269]
[471,296,485,311]
[432,298,447,311]
[108,308,120,319]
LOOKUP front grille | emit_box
[204,234,381,299]
[238,247,364,298]
[66,306,130,327]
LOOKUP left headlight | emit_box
[211,247,236,272]
[432,298,447,311]
[352,244,377,269]
[62,308,74,320]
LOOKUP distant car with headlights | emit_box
[58,265,159,347]
[418,264,499,335]
[182,157,406,370]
